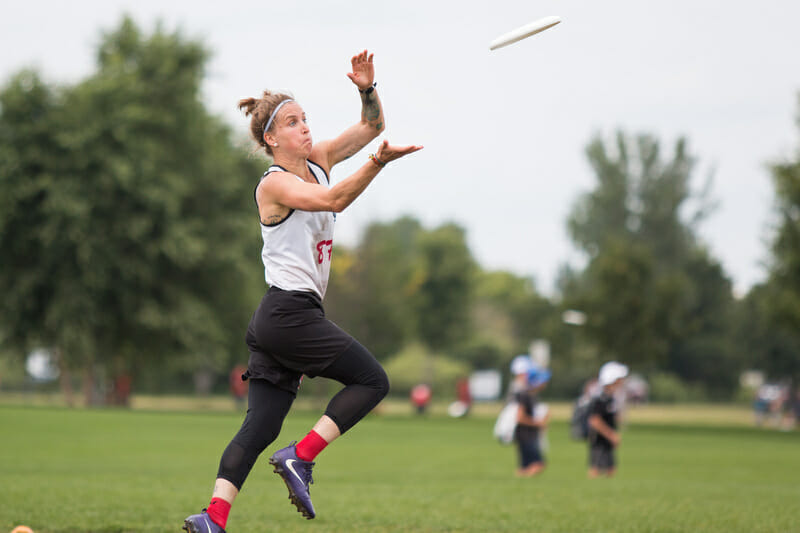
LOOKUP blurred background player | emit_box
[587,361,628,478]
[513,363,551,477]
[410,383,432,414]
[229,364,249,410]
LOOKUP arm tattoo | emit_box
[263,213,285,225]
[360,91,381,122]
[342,146,360,160]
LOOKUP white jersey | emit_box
[257,160,335,299]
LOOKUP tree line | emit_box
[1,18,798,404]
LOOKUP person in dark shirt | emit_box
[587,361,628,478]
[514,366,551,477]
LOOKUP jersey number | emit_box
[316,240,333,264]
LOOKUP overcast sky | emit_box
[2,0,799,296]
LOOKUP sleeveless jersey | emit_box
[256,160,335,299]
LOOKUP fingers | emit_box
[351,49,369,68]
[348,50,376,91]
[350,50,373,70]
[376,141,424,162]
[403,144,424,153]
[389,144,424,155]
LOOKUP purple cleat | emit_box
[268,442,316,519]
[182,510,226,533]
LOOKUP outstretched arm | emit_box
[258,140,423,216]
[313,50,386,170]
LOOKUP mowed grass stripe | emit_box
[1,405,798,532]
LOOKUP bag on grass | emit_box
[493,401,519,445]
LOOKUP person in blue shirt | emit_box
[514,365,551,477]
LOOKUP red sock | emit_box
[295,430,329,461]
[206,497,231,529]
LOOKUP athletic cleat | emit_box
[182,510,226,533]
[268,442,316,519]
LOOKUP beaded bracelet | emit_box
[369,153,387,168]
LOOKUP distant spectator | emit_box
[114,374,132,407]
[493,356,534,444]
[229,364,249,409]
[587,361,628,478]
[753,386,771,427]
[107,373,132,407]
[754,383,786,428]
[411,383,432,414]
[457,377,472,409]
[624,374,649,404]
[447,376,472,418]
[513,365,551,477]
[781,386,799,431]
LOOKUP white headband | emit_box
[263,99,295,136]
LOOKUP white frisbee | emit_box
[489,15,561,51]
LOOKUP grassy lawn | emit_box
[1,401,798,532]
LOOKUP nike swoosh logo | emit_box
[286,459,304,485]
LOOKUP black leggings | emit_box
[217,339,389,490]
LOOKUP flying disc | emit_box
[489,15,561,50]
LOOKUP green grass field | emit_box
[2,402,798,533]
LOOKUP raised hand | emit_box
[346,50,375,92]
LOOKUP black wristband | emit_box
[359,82,377,95]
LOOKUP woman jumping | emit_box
[183,50,422,532]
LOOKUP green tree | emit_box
[327,218,477,362]
[669,249,739,397]
[0,18,264,403]
[735,283,800,381]
[565,131,740,396]
[756,94,800,380]
[569,133,711,266]
[413,223,475,353]
[328,218,476,360]
[325,216,423,360]
[468,270,554,369]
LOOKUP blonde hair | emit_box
[238,90,294,156]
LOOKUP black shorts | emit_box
[244,286,354,393]
[517,437,545,468]
[589,443,615,470]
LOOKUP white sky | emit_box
[2,0,799,296]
